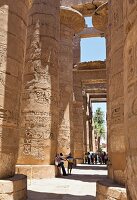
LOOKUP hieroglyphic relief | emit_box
[22,88,58,107]
[23,128,55,160]
[0,43,7,88]
[127,83,137,118]
[110,72,124,100]
[111,104,124,124]
[23,112,51,128]
[125,41,137,82]
[23,129,45,160]
[0,107,19,125]
[0,43,7,69]
[112,0,123,28]
[127,46,134,80]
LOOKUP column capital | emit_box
[92,2,108,32]
[60,6,85,33]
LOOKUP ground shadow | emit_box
[28,190,95,200]
[60,173,107,183]
[75,165,107,171]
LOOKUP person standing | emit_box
[55,154,61,176]
[60,153,67,176]
[66,153,74,174]
[87,152,91,164]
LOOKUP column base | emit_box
[96,179,127,200]
[16,165,58,179]
[0,174,27,200]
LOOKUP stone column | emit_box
[124,1,137,199]
[0,0,29,199]
[86,94,92,152]
[107,0,126,185]
[73,34,81,66]
[83,93,90,153]
[17,0,60,179]
[73,71,85,160]
[83,94,88,153]
[58,6,85,156]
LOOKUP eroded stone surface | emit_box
[17,0,60,165]
[0,0,29,179]
[96,179,127,200]
[124,0,137,198]
[0,174,27,200]
[106,0,126,185]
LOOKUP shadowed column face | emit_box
[0,0,29,178]
[58,7,85,156]
[124,0,137,199]
[17,0,60,165]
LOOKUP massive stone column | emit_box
[107,0,126,185]
[17,0,60,178]
[58,6,85,156]
[83,94,87,153]
[83,93,90,153]
[0,0,29,199]
[124,1,137,199]
[73,71,85,160]
[86,94,91,152]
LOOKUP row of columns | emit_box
[0,0,86,186]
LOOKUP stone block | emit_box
[16,165,57,179]
[0,174,27,200]
[96,179,127,200]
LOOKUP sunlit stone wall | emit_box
[0,0,29,178]
[17,0,60,165]
[107,0,126,185]
[124,0,137,199]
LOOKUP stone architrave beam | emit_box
[79,27,104,38]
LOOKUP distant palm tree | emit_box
[93,107,105,151]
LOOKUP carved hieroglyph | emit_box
[124,3,137,198]
[107,0,126,185]
[58,6,85,155]
[17,0,60,165]
[0,0,29,178]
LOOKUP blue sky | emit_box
[81,17,106,62]
[82,17,107,128]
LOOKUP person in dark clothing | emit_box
[66,153,74,174]
[90,153,94,164]
[87,152,90,164]
[60,153,67,176]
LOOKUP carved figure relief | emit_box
[111,104,124,124]
[0,107,19,125]
[23,129,45,159]
[112,2,123,28]
[127,46,134,80]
